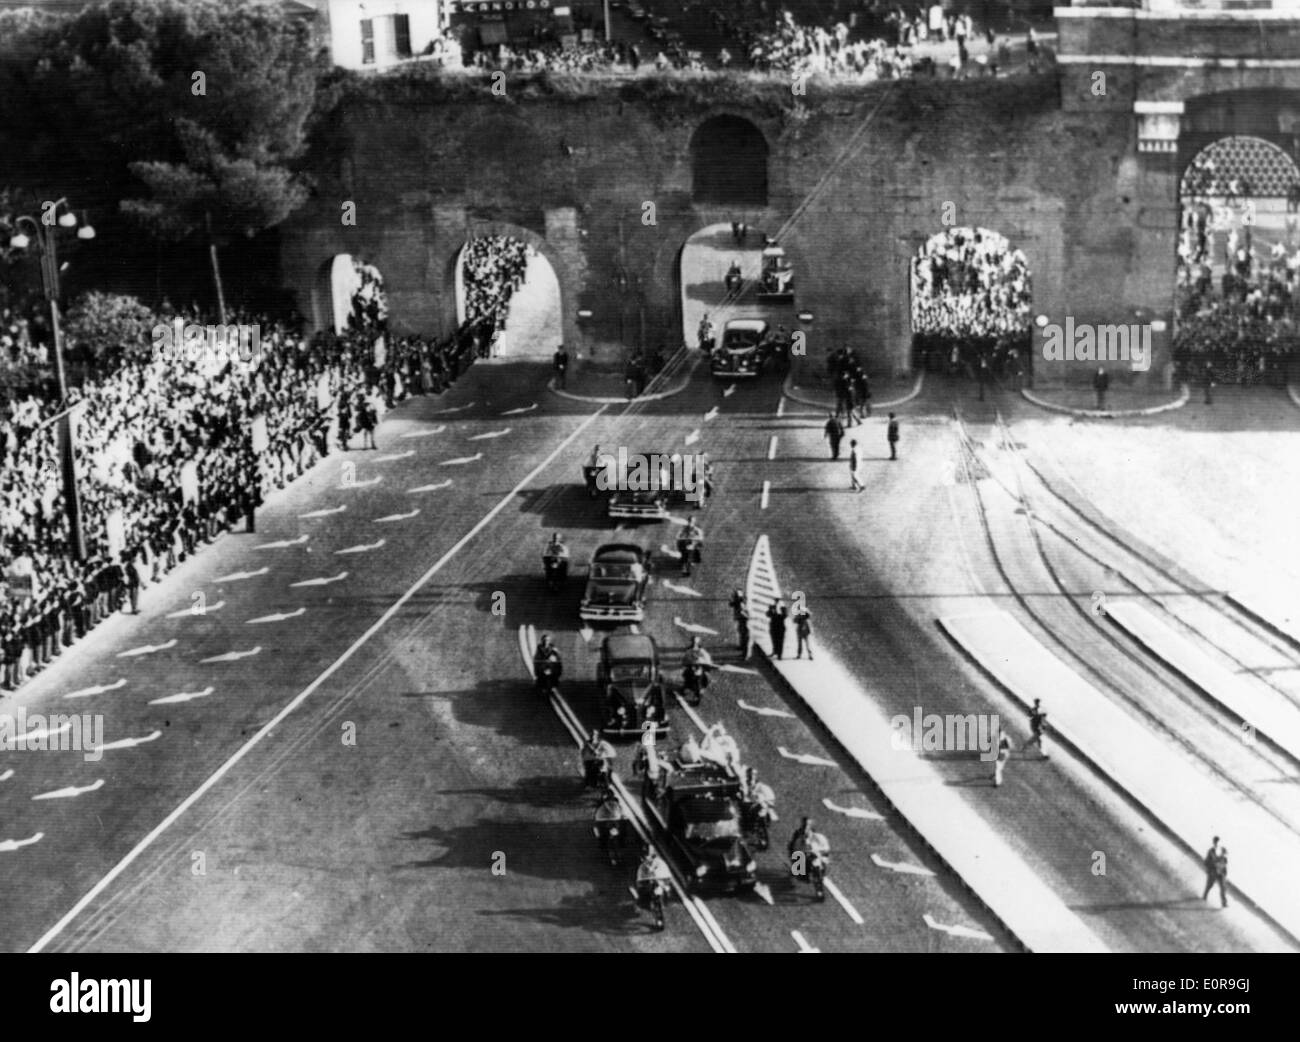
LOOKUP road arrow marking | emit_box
[778,746,837,768]
[715,664,760,676]
[791,930,820,953]
[117,639,178,659]
[685,429,701,446]
[659,544,681,559]
[166,600,226,619]
[0,769,12,782]
[0,833,43,852]
[579,625,594,644]
[335,539,385,555]
[14,720,72,744]
[200,647,262,663]
[299,505,347,519]
[254,535,309,550]
[871,853,935,876]
[212,567,270,583]
[92,730,163,754]
[822,798,884,821]
[723,384,736,398]
[441,453,483,466]
[753,881,774,905]
[923,913,994,942]
[348,475,383,488]
[660,580,701,597]
[432,403,477,414]
[374,509,420,523]
[704,407,720,422]
[408,480,452,494]
[674,617,718,636]
[246,607,307,625]
[290,572,348,588]
[32,779,105,801]
[62,679,127,700]
[373,449,417,462]
[500,403,537,416]
[149,687,215,705]
[738,698,794,717]
[468,428,512,441]
[400,425,447,439]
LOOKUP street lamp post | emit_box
[8,198,95,563]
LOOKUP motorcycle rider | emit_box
[788,816,813,859]
[697,313,715,353]
[533,634,563,693]
[742,766,776,812]
[681,636,713,703]
[593,787,625,854]
[542,531,569,589]
[636,848,672,906]
[676,518,704,576]
[581,728,616,787]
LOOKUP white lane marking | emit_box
[737,698,794,717]
[871,853,936,877]
[704,406,720,422]
[212,567,269,583]
[715,663,760,676]
[923,913,995,943]
[825,879,865,924]
[27,406,610,955]
[149,687,215,705]
[579,625,594,644]
[334,539,385,555]
[0,769,14,782]
[672,691,710,735]
[399,425,447,439]
[347,476,383,489]
[761,481,771,509]
[778,746,837,768]
[254,535,309,550]
[674,617,718,636]
[408,480,453,494]
[792,930,820,953]
[12,720,73,744]
[199,647,262,663]
[723,384,736,398]
[167,601,224,619]
[117,639,178,659]
[440,453,483,466]
[92,730,163,754]
[290,572,348,588]
[299,505,346,518]
[660,580,701,597]
[246,607,307,625]
[823,798,884,821]
[32,779,105,801]
[777,398,786,418]
[468,428,511,441]
[62,679,127,700]
[373,449,416,462]
[432,403,476,414]
[753,881,774,905]
[0,833,43,852]
[685,429,701,446]
[374,509,420,523]
[500,402,537,416]
[768,435,778,460]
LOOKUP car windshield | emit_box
[594,564,636,579]
[610,663,651,683]
[725,331,761,349]
[684,817,741,842]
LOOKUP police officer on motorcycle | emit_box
[680,636,713,705]
[534,634,563,695]
[542,532,569,592]
[593,787,626,863]
[636,848,672,928]
[676,518,704,576]
[581,728,615,788]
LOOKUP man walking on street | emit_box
[1024,698,1048,758]
[1093,365,1109,410]
[887,413,900,461]
[1202,836,1228,907]
[794,603,814,659]
[992,729,1013,787]
[768,599,788,660]
[553,344,569,389]
[824,412,844,460]
[849,439,864,492]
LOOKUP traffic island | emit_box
[782,369,924,412]
[1020,383,1189,419]
[548,353,701,404]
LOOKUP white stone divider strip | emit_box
[1019,383,1189,419]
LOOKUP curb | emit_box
[1019,383,1189,419]
[1224,593,1300,652]
[782,371,924,412]
[1288,384,1300,411]
[548,353,701,404]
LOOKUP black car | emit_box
[598,632,669,739]
[643,761,757,892]
[580,544,650,623]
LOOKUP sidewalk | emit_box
[1020,384,1188,419]
[782,370,924,413]
[940,609,1300,944]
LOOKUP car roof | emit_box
[604,632,657,660]
[676,795,740,822]
[724,319,768,333]
[592,543,645,562]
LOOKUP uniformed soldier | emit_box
[698,313,715,353]
[553,344,569,389]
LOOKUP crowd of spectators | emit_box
[910,227,1033,380]
[461,235,535,356]
[0,302,482,692]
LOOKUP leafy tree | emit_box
[63,290,159,366]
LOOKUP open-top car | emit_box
[580,543,650,623]
[711,319,772,379]
[598,631,669,739]
[757,244,794,302]
[643,759,757,892]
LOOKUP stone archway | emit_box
[691,115,769,207]
[314,254,387,336]
[451,223,565,359]
[678,222,795,347]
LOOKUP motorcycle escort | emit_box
[534,637,562,698]
[740,785,777,851]
[581,730,615,790]
[592,789,627,867]
[680,662,709,706]
[789,829,831,902]
[635,851,671,931]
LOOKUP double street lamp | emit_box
[7,198,96,563]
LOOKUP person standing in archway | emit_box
[553,343,569,389]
